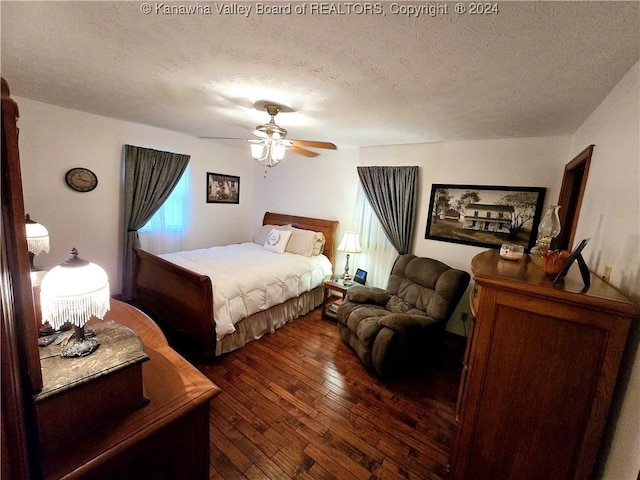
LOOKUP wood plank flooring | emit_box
[194,308,465,480]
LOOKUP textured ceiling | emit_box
[2,1,638,149]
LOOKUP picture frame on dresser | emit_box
[425,184,546,251]
[553,237,591,287]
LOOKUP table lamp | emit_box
[337,231,362,285]
[25,213,50,271]
[40,248,110,357]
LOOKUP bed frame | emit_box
[133,212,338,358]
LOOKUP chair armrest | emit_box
[345,285,391,306]
[428,269,471,322]
[378,314,438,335]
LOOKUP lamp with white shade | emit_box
[337,231,362,286]
[40,248,110,357]
[25,213,49,271]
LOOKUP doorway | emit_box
[556,145,593,251]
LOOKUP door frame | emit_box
[556,145,593,251]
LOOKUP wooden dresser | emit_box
[38,299,221,480]
[36,299,221,479]
[450,249,637,480]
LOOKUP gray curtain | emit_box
[121,145,190,301]
[357,166,418,255]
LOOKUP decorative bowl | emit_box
[499,244,524,261]
[542,249,571,276]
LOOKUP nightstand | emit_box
[322,277,350,320]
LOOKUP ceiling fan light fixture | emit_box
[249,139,266,160]
[242,102,335,176]
[271,141,287,161]
[255,122,287,140]
[249,138,286,176]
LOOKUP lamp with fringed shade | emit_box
[25,213,49,270]
[40,248,110,357]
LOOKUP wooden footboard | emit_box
[133,247,216,357]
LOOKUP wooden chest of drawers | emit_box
[450,250,637,480]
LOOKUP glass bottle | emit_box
[530,205,562,266]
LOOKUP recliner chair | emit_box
[336,254,470,377]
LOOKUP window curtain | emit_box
[121,145,190,301]
[138,167,190,254]
[356,166,419,255]
[351,184,398,288]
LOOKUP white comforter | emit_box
[159,242,332,340]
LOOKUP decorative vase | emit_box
[541,249,570,276]
[530,205,562,266]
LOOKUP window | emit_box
[138,168,189,253]
[350,184,398,289]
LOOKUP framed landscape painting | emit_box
[425,184,546,251]
[207,172,239,204]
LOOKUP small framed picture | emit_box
[553,238,591,287]
[207,172,239,204]
[354,268,367,285]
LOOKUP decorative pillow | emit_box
[284,227,326,257]
[285,227,317,257]
[263,229,292,254]
[253,224,291,245]
[312,231,325,256]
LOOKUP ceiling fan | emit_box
[202,101,337,172]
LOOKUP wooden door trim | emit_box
[557,145,593,251]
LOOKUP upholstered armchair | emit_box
[336,254,470,377]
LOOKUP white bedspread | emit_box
[159,242,332,340]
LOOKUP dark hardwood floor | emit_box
[194,308,465,480]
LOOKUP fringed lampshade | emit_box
[25,214,50,270]
[40,248,110,357]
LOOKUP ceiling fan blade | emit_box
[290,140,337,150]
[289,145,320,158]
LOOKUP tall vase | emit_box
[530,205,562,266]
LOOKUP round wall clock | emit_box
[65,167,98,192]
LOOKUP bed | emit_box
[133,212,338,358]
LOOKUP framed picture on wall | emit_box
[424,184,546,251]
[206,172,239,204]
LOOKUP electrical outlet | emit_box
[602,265,612,282]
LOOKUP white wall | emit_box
[250,144,361,267]
[569,62,639,480]
[357,136,572,334]
[360,137,572,265]
[17,97,258,294]
[251,136,574,335]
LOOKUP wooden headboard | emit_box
[262,212,339,268]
